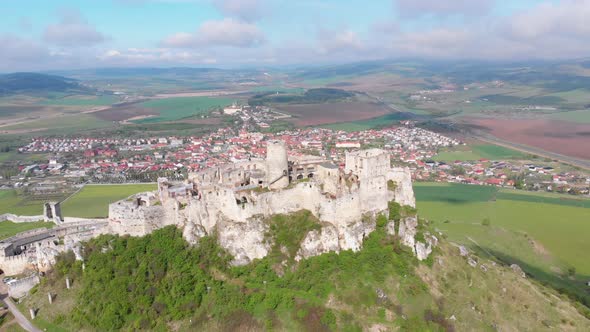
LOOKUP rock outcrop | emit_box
[216,217,270,266]
[398,216,418,248]
[296,225,340,261]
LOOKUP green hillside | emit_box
[414,182,590,307]
[20,212,590,331]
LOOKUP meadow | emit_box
[1,113,112,135]
[0,190,66,216]
[0,221,54,240]
[433,144,527,161]
[134,96,233,123]
[320,112,411,131]
[60,184,157,218]
[42,95,119,106]
[414,182,590,303]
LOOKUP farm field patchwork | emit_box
[467,117,590,160]
[414,182,590,302]
[133,96,234,123]
[60,184,157,218]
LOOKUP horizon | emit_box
[2,0,590,71]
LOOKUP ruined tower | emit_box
[266,140,289,189]
[43,202,62,224]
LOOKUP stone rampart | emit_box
[0,214,45,223]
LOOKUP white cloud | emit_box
[394,0,494,17]
[161,18,265,48]
[317,29,364,55]
[0,35,49,62]
[97,48,216,65]
[43,9,106,47]
[212,0,264,21]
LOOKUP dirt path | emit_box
[0,294,41,332]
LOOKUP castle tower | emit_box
[266,140,289,189]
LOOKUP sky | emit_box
[1,0,590,71]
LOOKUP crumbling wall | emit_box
[8,274,40,298]
[0,253,34,276]
[108,199,167,236]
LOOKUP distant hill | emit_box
[50,67,226,79]
[0,72,91,96]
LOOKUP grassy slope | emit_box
[135,96,234,123]
[414,182,590,305]
[60,184,157,218]
[21,222,590,331]
[415,183,590,273]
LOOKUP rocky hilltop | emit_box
[107,142,435,265]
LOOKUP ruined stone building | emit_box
[108,140,429,266]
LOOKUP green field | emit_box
[414,182,590,302]
[321,113,409,131]
[42,95,119,106]
[2,114,111,134]
[547,109,590,123]
[0,221,54,240]
[134,96,234,123]
[0,190,63,216]
[61,184,157,218]
[434,144,527,161]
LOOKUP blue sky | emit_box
[1,0,588,71]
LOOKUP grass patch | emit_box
[60,184,157,218]
[134,97,233,123]
[266,210,321,260]
[0,220,54,240]
[434,144,527,161]
[0,190,66,215]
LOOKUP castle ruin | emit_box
[108,140,427,265]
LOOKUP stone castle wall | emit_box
[7,274,40,298]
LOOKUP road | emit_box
[0,291,41,332]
